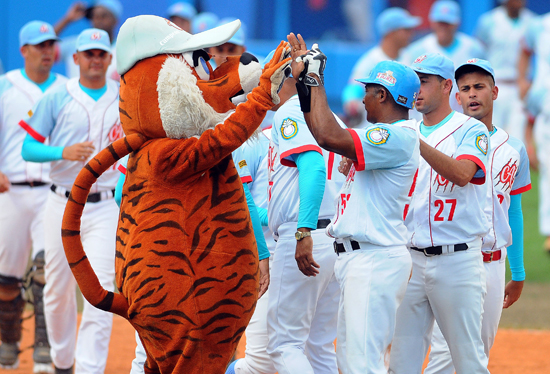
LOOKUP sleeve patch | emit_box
[28,110,33,117]
[238,160,247,168]
[366,127,390,145]
[281,118,298,140]
[476,133,488,155]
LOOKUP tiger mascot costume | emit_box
[60,15,291,374]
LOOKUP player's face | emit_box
[210,43,246,67]
[415,73,451,114]
[456,72,498,122]
[392,28,415,49]
[170,16,191,33]
[362,85,380,123]
[431,22,458,47]
[74,49,112,81]
[21,40,56,73]
[91,6,117,33]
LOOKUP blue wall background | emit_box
[1,0,548,113]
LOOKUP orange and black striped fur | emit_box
[61,44,290,373]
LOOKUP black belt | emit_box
[317,219,331,229]
[334,240,361,255]
[11,181,47,187]
[411,243,468,256]
[50,184,115,203]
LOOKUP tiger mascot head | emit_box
[61,15,291,373]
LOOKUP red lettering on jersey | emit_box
[433,173,455,193]
[495,158,517,192]
[108,121,124,143]
[268,144,276,173]
[497,194,504,204]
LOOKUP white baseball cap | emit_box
[116,15,241,75]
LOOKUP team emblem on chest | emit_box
[476,133,488,155]
[494,158,518,192]
[281,118,298,140]
[366,127,390,145]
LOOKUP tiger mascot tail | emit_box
[61,15,291,374]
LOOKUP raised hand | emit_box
[0,172,10,193]
[287,33,308,79]
[259,41,292,105]
[62,141,95,162]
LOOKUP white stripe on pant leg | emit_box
[43,192,78,369]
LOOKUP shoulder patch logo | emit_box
[28,110,33,118]
[375,71,396,86]
[366,127,390,145]
[476,133,488,155]
[281,118,298,140]
[238,160,247,168]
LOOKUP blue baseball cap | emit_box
[192,12,219,34]
[411,53,454,81]
[217,18,245,46]
[455,58,495,82]
[356,60,421,109]
[19,21,59,47]
[76,28,111,52]
[429,0,461,25]
[167,2,197,21]
[86,0,123,20]
[377,8,422,38]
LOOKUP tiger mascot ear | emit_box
[62,14,291,374]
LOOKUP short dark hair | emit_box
[455,65,495,86]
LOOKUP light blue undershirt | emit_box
[21,69,56,92]
[257,206,268,227]
[292,150,326,230]
[21,135,64,163]
[442,38,460,55]
[79,83,106,101]
[507,194,525,281]
[419,111,455,137]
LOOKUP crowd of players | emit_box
[0,0,548,373]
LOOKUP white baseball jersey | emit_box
[483,127,531,251]
[327,120,419,247]
[267,95,346,234]
[475,6,535,82]
[406,111,490,247]
[20,78,122,192]
[0,70,67,182]
[522,13,550,89]
[401,33,485,113]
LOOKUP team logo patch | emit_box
[414,55,427,64]
[397,95,408,105]
[238,160,247,168]
[467,58,478,63]
[281,118,298,139]
[366,127,390,145]
[91,32,101,40]
[28,110,33,117]
[40,24,49,33]
[476,134,488,155]
[375,71,396,86]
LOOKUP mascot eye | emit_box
[183,50,211,81]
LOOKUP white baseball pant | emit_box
[424,249,506,373]
[492,82,526,144]
[389,239,489,374]
[334,244,412,374]
[534,115,550,236]
[0,184,48,278]
[43,191,117,373]
[130,331,146,374]
[266,222,339,374]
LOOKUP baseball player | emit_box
[264,42,345,373]
[342,7,420,128]
[400,0,485,114]
[388,53,491,374]
[54,0,122,80]
[167,2,197,32]
[474,0,534,143]
[425,59,531,373]
[20,28,121,374]
[0,21,67,373]
[518,13,550,253]
[289,32,421,372]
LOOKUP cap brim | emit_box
[77,43,111,53]
[26,35,60,46]
[430,16,459,25]
[403,16,422,29]
[355,78,373,85]
[411,65,446,78]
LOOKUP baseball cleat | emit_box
[0,342,20,369]
[34,362,54,374]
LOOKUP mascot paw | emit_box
[259,41,292,105]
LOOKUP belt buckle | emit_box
[484,251,493,263]
[423,248,436,257]
[333,242,339,256]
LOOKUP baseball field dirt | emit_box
[9,312,550,373]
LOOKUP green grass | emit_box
[505,171,550,283]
